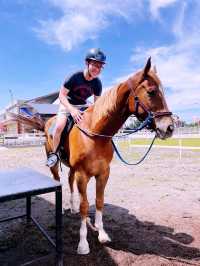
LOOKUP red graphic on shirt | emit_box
[72,85,93,101]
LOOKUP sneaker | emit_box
[46,153,59,167]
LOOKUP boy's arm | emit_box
[59,85,83,123]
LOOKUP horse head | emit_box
[127,57,174,139]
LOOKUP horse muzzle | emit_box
[155,117,174,139]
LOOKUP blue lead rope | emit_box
[75,106,156,165]
[113,112,154,139]
[112,134,156,165]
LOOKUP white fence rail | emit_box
[121,126,200,139]
[0,133,46,147]
[0,126,199,147]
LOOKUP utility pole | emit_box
[9,89,14,105]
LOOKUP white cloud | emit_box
[130,42,200,113]
[172,1,186,38]
[35,14,104,51]
[149,0,179,19]
[34,0,142,51]
[129,1,200,117]
[32,0,199,121]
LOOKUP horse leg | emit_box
[50,164,60,181]
[95,168,111,243]
[68,169,79,214]
[76,174,90,254]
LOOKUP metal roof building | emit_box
[0,91,59,134]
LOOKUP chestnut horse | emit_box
[41,58,173,254]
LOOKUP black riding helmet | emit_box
[85,48,106,64]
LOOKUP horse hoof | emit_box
[98,231,111,243]
[77,241,90,255]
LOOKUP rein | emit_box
[74,76,172,165]
[112,134,156,165]
[75,119,156,165]
[74,109,153,139]
[74,98,156,165]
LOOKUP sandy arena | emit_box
[0,145,200,266]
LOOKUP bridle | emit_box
[127,76,172,128]
[73,73,173,166]
[74,75,173,138]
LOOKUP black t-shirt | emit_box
[63,71,102,105]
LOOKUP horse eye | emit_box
[147,90,156,97]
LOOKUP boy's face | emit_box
[87,60,104,78]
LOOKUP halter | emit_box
[128,77,172,125]
[75,76,172,138]
[73,76,173,165]
[108,77,173,165]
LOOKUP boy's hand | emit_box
[70,107,83,123]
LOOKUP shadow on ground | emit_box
[100,204,200,260]
[0,199,200,266]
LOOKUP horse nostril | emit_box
[167,124,174,133]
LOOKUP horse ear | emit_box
[143,57,151,77]
[153,65,157,73]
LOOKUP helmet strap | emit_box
[85,61,93,79]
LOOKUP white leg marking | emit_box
[86,217,98,231]
[77,218,90,255]
[95,210,111,243]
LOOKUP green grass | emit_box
[130,138,200,147]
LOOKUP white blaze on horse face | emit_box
[95,210,111,243]
[77,218,90,254]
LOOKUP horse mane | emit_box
[90,68,161,128]
[91,83,121,126]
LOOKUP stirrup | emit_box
[46,152,59,167]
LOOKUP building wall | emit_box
[3,121,37,134]
[5,122,18,134]
[0,95,58,134]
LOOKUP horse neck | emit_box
[90,82,131,136]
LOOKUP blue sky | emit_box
[0,0,199,122]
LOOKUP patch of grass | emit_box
[130,138,200,147]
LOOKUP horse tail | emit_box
[7,112,45,131]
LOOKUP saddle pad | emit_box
[48,120,56,136]
[48,116,74,137]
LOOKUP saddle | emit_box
[59,115,74,161]
[59,107,88,161]
[48,107,88,162]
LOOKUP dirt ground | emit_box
[0,145,200,266]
